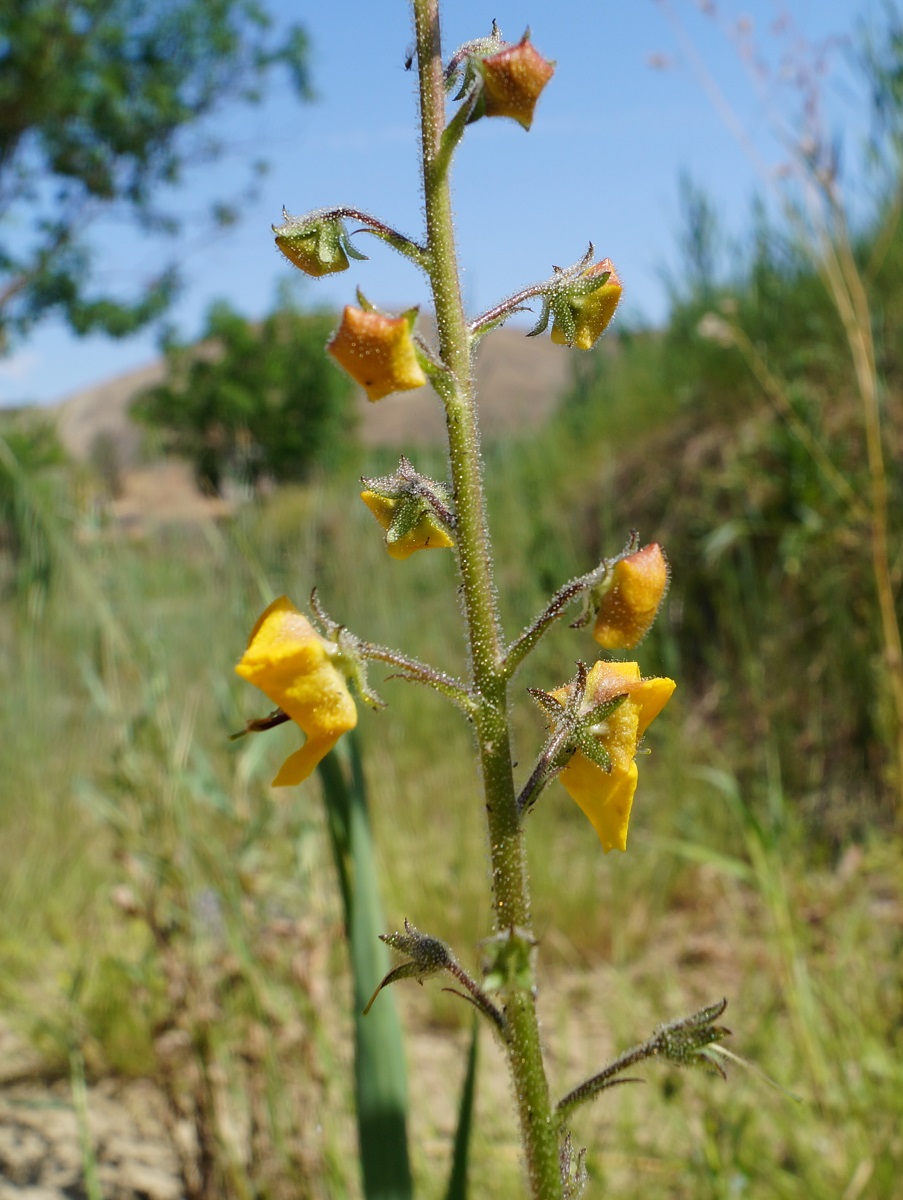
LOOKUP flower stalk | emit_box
[412,1,562,1193]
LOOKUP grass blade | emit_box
[444,1018,479,1200]
[318,731,413,1200]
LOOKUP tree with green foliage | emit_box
[0,414,66,595]
[0,0,310,352]
[135,295,355,494]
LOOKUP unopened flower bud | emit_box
[273,210,367,278]
[478,33,555,130]
[360,457,455,560]
[593,543,669,649]
[551,258,623,350]
[327,304,427,402]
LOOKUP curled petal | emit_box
[236,596,357,785]
[560,756,639,854]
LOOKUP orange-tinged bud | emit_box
[551,259,623,350]
[327,306,427,402]
[549,660,675,852]
[479,34,555,130]
[236,596,357,786]
[593,544,669,649]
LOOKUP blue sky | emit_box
[0,0,876,407]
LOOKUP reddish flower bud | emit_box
[593,544,669,650]
[327,305,427,402]
[478,34,555,130]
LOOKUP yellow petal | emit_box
[359,489,397,534]
[634,677,676,738]
[559,755,639,853]
[236,596,357,786]
[548,659,674,850]
[272,734,342,786]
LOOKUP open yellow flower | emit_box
[551,660,675,852]
[236,596,357,786]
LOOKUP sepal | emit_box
[364,920,505,1031]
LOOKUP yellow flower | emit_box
[593,543,669,649]
[327,305,427,402]
[550,258,623,350]
[236,596,357,786]
[360,489,456,559]
[551,661,675,852]
[479,34,555,130]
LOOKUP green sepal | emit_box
[528,686,564,720]
[657,998,731,1077]
[568,269,611,297]
[549,293,578,345]
[344,237,369,261]
[386,496,437,545]
[364,919,456,1015]
[570,731,613,773]
[526,296,551,338]
[363,962,428,1016]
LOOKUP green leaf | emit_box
[318,732,413,1200]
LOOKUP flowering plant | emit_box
[234,5,729,1196]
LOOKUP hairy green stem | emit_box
[412,2,561,1195]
